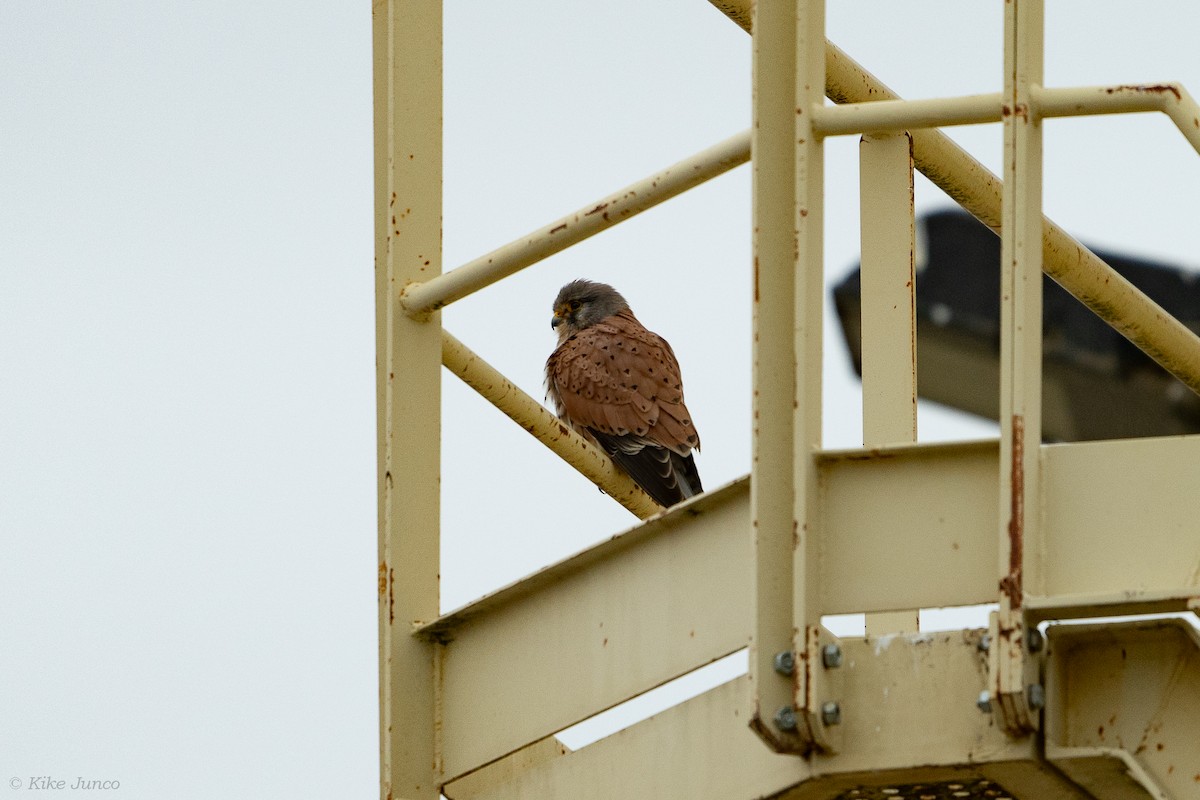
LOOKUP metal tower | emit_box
[374,1,1200,797]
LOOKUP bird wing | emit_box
[545,310,699,455]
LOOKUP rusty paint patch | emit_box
[378,561,388,597]
[748,712,774,746]
[549,223,567,234]
[1106,83,1182,101]
[999,415,1024,608]
[584,202,609,216]
[389,567,395,624]
[837,448,898,462]
[799,626,812,722]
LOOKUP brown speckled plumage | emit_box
[546,280,702,508]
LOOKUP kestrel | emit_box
[545,279,703,508]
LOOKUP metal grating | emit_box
[834,779,1015,800]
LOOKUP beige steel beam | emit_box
[808,83,1200,153]
[858,132,919,637]
[749,0,818,755]
[444,737,570,800]
[813,93,1003,136]
[788,0,832,756]
[992,0,1045,738]
[817,440,999,615]
[373,1,441,798]
[400,79,1200,321]
[443,633,1101,800]
[1038,435,1200,610]
[418,433,1200,786]
[858,133,917,470]
[1045,618,1200,799]
[445,678,808,800]
[746,0,795,750]
[416,478,751,783]
[441,330,661,519]
[709,0,1200,398]
[1036,83,1200,154]
[399,131,750,316]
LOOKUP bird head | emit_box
[550,279,631,341]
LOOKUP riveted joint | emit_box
[774,705,798,732]
[820,701,841,726]
[773,651,796,677]
[821,643,843,669]
[976,690,992,713]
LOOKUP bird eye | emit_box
[569,299,581,310]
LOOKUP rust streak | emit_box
[1000,415,1025,608]
[388,567,395,624]
[549,223,568,234]
[837,449,898,462]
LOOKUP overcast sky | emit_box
[3,2,1199,798]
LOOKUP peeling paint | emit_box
[1106,83,1182,101]
[873,634,898,655]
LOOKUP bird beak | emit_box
[551,314,563,329]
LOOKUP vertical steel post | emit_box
[859,132,919,637]
[750,0,833,755]
[374,1,442,796]
[749,0,823,754]
[992,0,1044,737]
[792,0,832,753]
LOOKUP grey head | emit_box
[550,279,631,342]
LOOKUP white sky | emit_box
[3,2,1199,798]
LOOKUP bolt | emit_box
[773,651,795,677]
[822,643,843,669]
[976,690,992,713]
[977,634,991,653]
[1027,683,1045,710]
[774,705,798,732]
[821,701,841,726]
[1027,627,1044,653]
